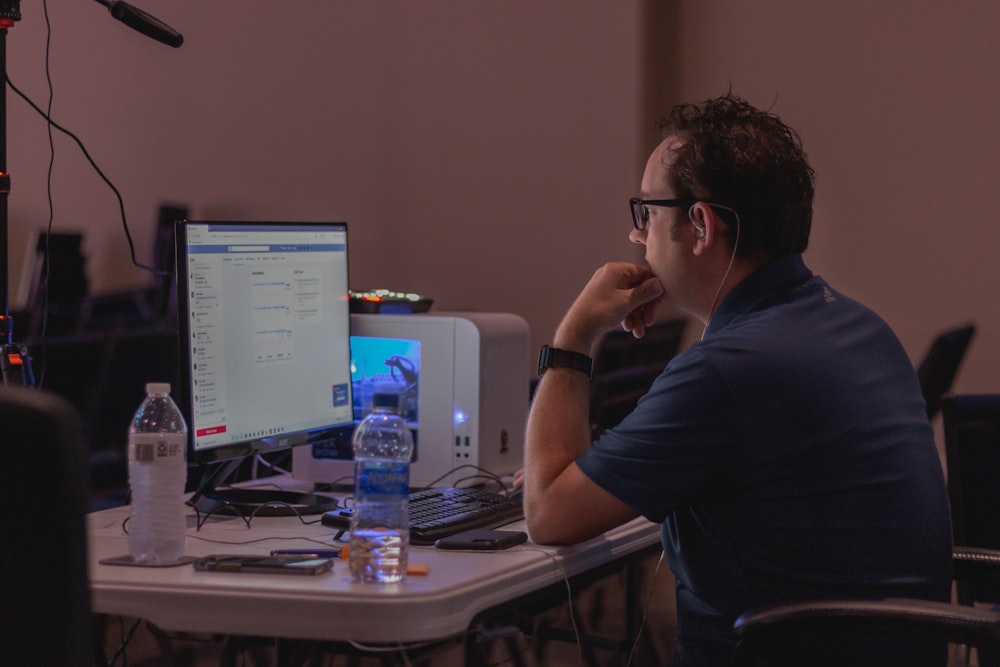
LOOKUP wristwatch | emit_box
[537,345,593,378]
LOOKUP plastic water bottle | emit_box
[349,392,413,583]
[127,382,188,564]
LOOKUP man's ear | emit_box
[688,204,707,239]
[688,202,719,254]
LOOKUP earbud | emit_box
[688,205,706,239]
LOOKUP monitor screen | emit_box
[175,220,354,517]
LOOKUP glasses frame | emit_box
[629,198,694,231]
[629,197,740,231]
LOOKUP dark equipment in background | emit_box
[589,318,687,438]
[1,0,183,386]
[75,202,188,331]
[32,325,181,509]
[18,231,88,336]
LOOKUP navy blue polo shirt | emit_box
[577,254,953,661]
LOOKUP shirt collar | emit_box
[703,253,813,337]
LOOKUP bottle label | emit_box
[355,459,409,498]
[130,433,186,464]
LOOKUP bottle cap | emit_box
[371,392,400,409]
[146,382,171,395]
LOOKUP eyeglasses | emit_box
[629,198,694,231]
[629,197,741,231]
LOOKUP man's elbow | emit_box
[524,502,594,546]
[524,483,640,546]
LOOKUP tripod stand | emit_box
[0,1,33,385]
[0,0,181,386]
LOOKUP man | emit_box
[523,94,952,665]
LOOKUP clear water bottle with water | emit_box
[127,382,188,564]
[349,392,413,583]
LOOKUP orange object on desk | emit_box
[338,545,429,576]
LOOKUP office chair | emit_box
[0,386,94,666]
[735,388,1000,667]
[943,394,1000,580]
[733,594,1000,667]
[916,323,975,419]
[943,395,1000,612]
[733,547,1000,667]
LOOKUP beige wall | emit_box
[6,1,998,393]
[7,1,647,379]
[665,2,999,394]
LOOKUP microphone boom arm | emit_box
[94,0,183,48]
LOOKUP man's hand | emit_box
[555,262,664,352]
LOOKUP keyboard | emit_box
[321,486,524,546]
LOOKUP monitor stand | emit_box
[187,456,340,523]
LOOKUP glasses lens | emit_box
[629,199,646,230]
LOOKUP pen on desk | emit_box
[270,549,342,558]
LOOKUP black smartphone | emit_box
[192,554,334,575]
[434,529,528,551]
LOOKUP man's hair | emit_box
[658,93,815,259]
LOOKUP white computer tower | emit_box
[292,311,530,488]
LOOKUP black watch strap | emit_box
[537,345,593,378]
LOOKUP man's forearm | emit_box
[523,366,592,527]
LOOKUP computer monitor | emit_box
[174,221,354,517]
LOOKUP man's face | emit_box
[629,138,696,312]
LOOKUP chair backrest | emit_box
[0,386,93,666]
[917,323,975,419]
[733,597,999,667]
[942,393,1000,606]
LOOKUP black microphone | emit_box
[101,0,183,48]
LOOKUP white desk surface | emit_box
[88,486,660,643]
